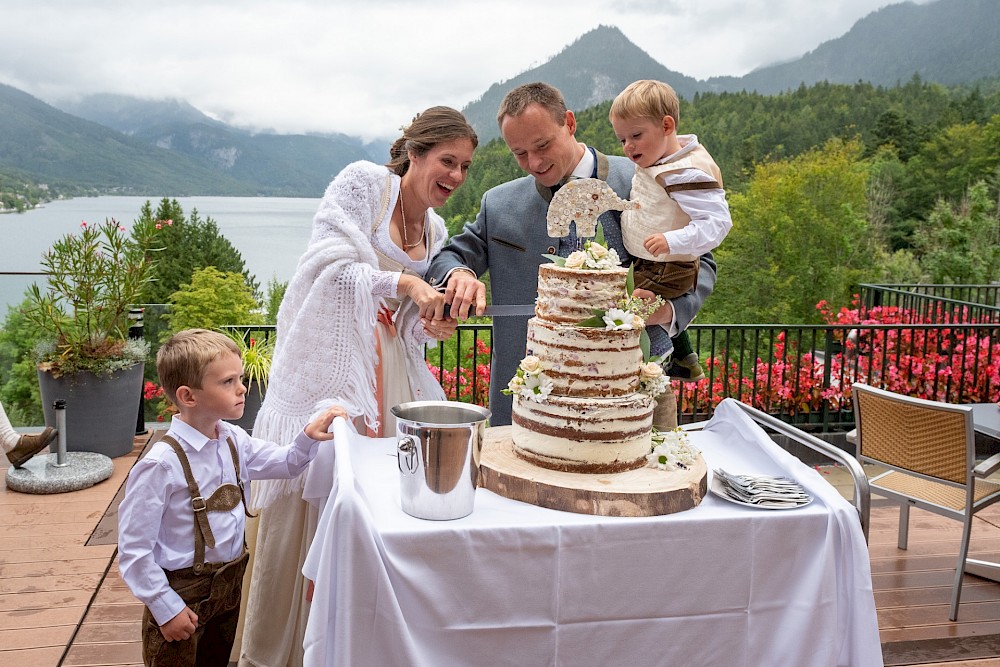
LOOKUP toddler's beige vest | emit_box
[622,144,723,262]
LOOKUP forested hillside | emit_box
[440,77,1000,324]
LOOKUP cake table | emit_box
[479,426,707,516]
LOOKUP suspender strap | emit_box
[663,180,721,195]
[161,435,214,572]
[225,437,256,518]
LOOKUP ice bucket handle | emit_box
[397,437,418,475]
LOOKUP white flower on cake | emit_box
[603,308,635,331]
[520,372,553,401]
[640,362,663,380]
[647,427,699,471]
[519,355,543,373]
[503,355,553,402]
[581,240,621,270]
[639,362,670,398]
[564,251,587,270]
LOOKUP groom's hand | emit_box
[445,270,486,319]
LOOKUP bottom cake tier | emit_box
[511,393,654,473]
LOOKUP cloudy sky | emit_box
[1,0,931,141]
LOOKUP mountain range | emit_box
[1,0,996,198]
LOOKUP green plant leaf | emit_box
[626,263,635,296]
[577,307,608,328]
[595,221,606,246]
[640,329,651,362]
[542,254,566,266]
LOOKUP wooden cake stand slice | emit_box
[478,426,707,517]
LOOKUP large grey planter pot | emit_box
[226,384,264,434]
[38,363,144,458]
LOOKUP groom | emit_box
[425,82,716,427]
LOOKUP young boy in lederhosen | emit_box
[118,328,346,666]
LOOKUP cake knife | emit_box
[481,304,536,317]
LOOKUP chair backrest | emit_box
[851,383,975,486]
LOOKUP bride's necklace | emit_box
[398,186,425,251]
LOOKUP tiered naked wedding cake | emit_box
[507,239,668,473]
[481,178,706,517]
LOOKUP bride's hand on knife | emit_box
[399,274,446,319]
[399,274,456,340]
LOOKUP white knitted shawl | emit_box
[251,161,447,509]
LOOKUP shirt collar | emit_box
[655,134,699,166]
[571,143,595,179]
[168,417,228,452]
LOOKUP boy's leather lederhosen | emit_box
[141,436,254,667]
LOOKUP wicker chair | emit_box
[852,383,1000,621]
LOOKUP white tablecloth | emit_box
[301,400,883,667]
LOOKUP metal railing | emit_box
[2,281,996,433]
[860,283,1000,324]
[148,318,1000,433]
[676,321,999,430]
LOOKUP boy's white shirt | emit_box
[117,417,319,625]
[653,134,732,258]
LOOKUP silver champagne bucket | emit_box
[392,400,491,520]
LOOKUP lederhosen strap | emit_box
[663,180,722,195]
[161,434,254,574]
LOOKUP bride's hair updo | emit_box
[386,106,478,176]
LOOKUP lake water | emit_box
[0,195,321,314]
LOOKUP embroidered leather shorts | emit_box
[631,257,700,301]
[141,549,249,667]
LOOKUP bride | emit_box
[239,106,477,666]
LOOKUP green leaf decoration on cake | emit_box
[640,329,651,362]
[626,263,635,297]
[577,309,607,328]
[542,253,566,266]
[594,221,606,247]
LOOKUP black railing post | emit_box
[821,328,835,430]
[129,307,147,436]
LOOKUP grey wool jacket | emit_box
[425,149,717,426]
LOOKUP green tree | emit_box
[0,300,48,425]
[166,267,264,333]
[912,181,1000,283]
[263,276,287,324]
[140,198,260,304]
[899,115,1000,226]
[705,139,873,324]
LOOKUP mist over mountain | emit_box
[2,0,995,198]
[461,25,701,142]
[0,83,253,196]
[704,0,999,94]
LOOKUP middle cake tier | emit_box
[525,317,642,397]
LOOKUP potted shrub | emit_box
[23,217,164,457]
[224,331,273,432]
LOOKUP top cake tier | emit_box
[535,264,629,324]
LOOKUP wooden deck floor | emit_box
[5,432,1000,666]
